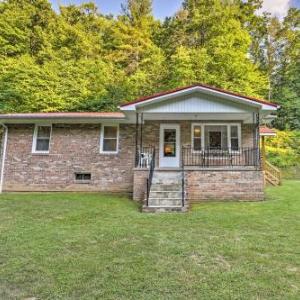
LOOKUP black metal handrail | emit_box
[146,148,155,207]
[181,164,185,207]
[182,146,260,168]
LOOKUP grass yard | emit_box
[0,182,299,299]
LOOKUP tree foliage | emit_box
[0,0,298,130]
[266,130,300,168]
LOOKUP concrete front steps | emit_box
[142,170,188,213]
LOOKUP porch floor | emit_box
[134,166,259,171]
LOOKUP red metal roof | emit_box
[120,84,279,108]
[260,126,276,136]
[0,112,126,119]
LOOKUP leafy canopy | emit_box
[0,0,298,131]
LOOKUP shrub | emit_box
[265,130,300,168]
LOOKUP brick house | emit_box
[0,84,278,212]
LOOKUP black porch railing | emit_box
[146,148,156,207]
[182,146,260,168]
[135,146,155,168]
[181,165,185,207]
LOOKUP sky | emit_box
[50,0,182,19]
[50,0,300,20]
[261,0,300,19]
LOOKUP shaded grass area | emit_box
[0,182,299,299]
[283,166,300,180]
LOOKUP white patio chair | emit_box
[139,152,152,168]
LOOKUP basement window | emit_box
[75,173,91,182]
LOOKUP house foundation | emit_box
[133,168,264,203]
[185,169,264,202]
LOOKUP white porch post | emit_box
[139,113,144,154]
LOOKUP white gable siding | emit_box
[140,93,255,114]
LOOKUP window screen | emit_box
[230,125,239,150]
[34,126,51,152]
[193,125,202,151]
[102,126,118,153]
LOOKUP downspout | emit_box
[0,124,8,193]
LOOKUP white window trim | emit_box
[100,124,119,154]
[191,123,242,152]
[32,124,52,154]
[191,123,204,153]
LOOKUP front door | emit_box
[159,124,180,167]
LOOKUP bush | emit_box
[265,130,300,168]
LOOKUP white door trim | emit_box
[159,124,180,168]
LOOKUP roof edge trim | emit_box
[120,84,279,109]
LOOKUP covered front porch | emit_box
[132,116,262,212]
[134,115,261,170]
[120,84,277,210]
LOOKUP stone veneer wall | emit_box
[242,124,256,148]
[3,124,136,192]
[133,169,148,201]
[186,170,264,201]
[2,121,258,195]
[132,169,264,202]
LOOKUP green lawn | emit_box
[0,182,299,299]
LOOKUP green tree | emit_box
[272,8,300,130]
[0,55,115,112]
[121,0,152,25]
[0,0,56,58]
[0,0,296,118]
[0,1,118,112]
[106,0,166,101]
[160,0,268,97]
[245,6,300,130]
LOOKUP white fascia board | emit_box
[0,117,130,124]
[119,105,136,111]
[260,133,277,137]
[261,104,278,111]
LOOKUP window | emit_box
[32,125,52,153]
[100,125,119,153]
[205,125,228,150]
[230,125,239,151]
[163,129,176,157]
[192,123,241,151]
[192,125,202,151]
[75,173,91,182]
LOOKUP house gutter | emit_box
[0,123,8,193]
